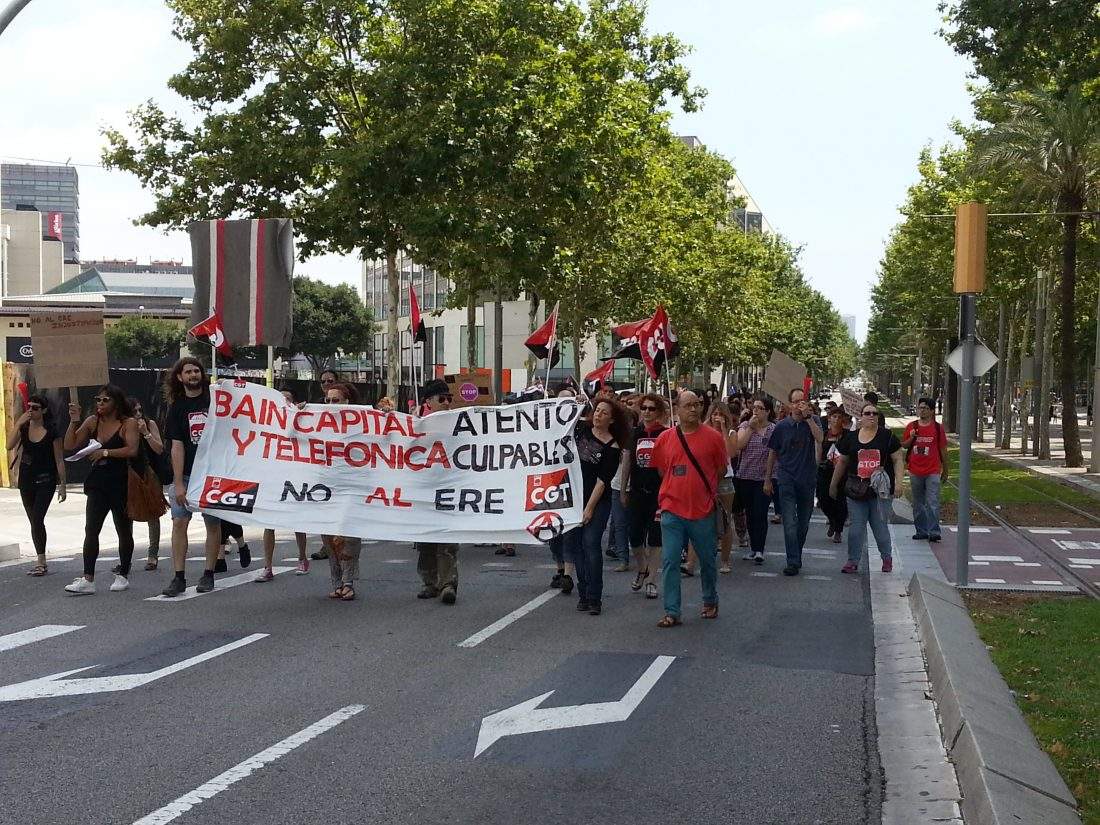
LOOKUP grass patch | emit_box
[940,446,1100,512]
[966,593,1100,824]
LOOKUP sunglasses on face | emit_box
[434,394,452,403]
[321,378,335,385]
[640,405,658,412]
[862,411,876,417]
[94,396,112,404]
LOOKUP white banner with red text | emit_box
[187,381,584,544]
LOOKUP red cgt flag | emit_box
[638,305,679,380]
[525,302,560,368]
[188,312,234,359]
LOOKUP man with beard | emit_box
[415,379,460,604]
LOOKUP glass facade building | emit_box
[1,163,80,261]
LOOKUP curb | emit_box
[908,574,1082,825]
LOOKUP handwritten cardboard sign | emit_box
[762,349,807,403]
[29,310,109,390]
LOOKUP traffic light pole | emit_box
[956,293,977,588]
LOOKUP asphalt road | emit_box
[0,516,882,825]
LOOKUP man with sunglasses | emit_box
[414,379,460,604]
[764,388,823,576]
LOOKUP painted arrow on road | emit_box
[474,655,675,757]
[0,633,267,702]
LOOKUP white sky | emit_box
[0,0,975,342]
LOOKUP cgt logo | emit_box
[200,477,259,513]
[526,512,564,543]
[525,469,573,511]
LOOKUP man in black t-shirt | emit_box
[161,358,224,597]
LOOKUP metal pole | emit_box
[266,346,274,388]
[1090,273,1100,472]
[0,0,33,37]
[1031,272,1046,456]
[956,293,978,588]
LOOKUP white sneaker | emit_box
[719,565,732,574]
[110,574,129,592]
[753,551,765,564]
[64,577,95,595]
[742,550,755,561]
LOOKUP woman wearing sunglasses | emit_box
[63,385,140,594]
[7,395,66,577]
[730,397,776,565]
[830,403,904,574]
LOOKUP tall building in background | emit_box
[1,163,80,262]
[676,135,772,235]
[842,314,857,340]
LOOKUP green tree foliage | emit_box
[105,316,183,363]
[287,276,374,377]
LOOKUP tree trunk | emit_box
[466,289,477,373]
[994,302,1006,446]
[1059,213,1083,466]
[1032,274,1047,456]
[526,291,540,385]
[1018,302,1032,454]
[385,245,400,399]
[1040,275,1055,460]
[999,303,1017,449]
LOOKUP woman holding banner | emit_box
[63,385,140,594]
[7,394,66,577]
[322,382,363,601]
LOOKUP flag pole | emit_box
[412,333,420,412]
[266,346,274,389]
[210,342,218,382]
[663,354,675,421]
[543,342,554,399]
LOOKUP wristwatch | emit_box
[103,449,110,459]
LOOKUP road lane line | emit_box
[974,578,1006,584]
[132,704,365,825]
[144,567,294,602]
[1067,558,1100,566]
[1013,562,1042,567]
[1031,580,1064,586]
[751,572,778,578]
[458,590,558,648]
[1027,528,1070,534]
[971,555,1023,562]
[0,624,84,653]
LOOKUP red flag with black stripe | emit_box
[188,312,234,359]
[410,284,426,344]
[525,302,560,368]
[584,358,616,394]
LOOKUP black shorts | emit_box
[628,490,662,548]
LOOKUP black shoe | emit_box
[576,598,590,612]
[680,564,694,577]
[605,548,617,559]
[551,572,564,589]
[214,558,228,574]
[440,585,457,605]
[912,533,929,541]
[161,577,186,597]
[929,534,942,543]
[559,574,574,595]
[826,526,834,538]
[495,546,507,555]
[111,563,122,575]
[417,586,440,599]
[589,601,602,616]
[238,544,251,568]
[196,572,215,592]
[310,549,329,560]
[782,564,800,576]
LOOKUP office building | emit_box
[677,135,772,235]
[0,207,80,296]
[1,163,80,261]
[842,314,857,340]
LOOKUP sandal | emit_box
[145,558,158,571]
[631,570,647,592]
[328,586,347,599]
[657,615,682,628]
[28,564,47,577]
[340,585,356,601]
[701,604,719,620]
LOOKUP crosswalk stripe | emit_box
[144,567,294,602]
[0,624,84,653]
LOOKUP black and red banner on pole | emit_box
[188,313,234,359]
[410,284,426,344]
[525,302,560,368]
[584,358,616,394]
[604,305,679,380]
[188,219,295,349]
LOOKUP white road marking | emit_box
[1031,580,1064,586]
[1054,540,1100,551]
[971,555,1024,562]
[949,526,990,533]
[382,559,411,564]
[1013,562,1042,567]
[458,590,558,648]
[132,704,365,825]
[1067,558,1100,566]
[145,567,294,602]
[474,656,674,757]
[1027,528,1070,534]
[805,575,832,581]
[1069,564,1093,569]
[751,572,778,578]
[482,562,514,568]
[0,624,84,653]
[0,634,267,702]
[967,561,990,566]
[974,578,1006,584]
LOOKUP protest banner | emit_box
[29,310,108,392]
[188,381,585,544]
[761,349,806,402]
[840,387,864,416]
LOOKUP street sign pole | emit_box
[956,294,977,587]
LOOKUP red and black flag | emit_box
[584,358,616,395]
[639,305,679,380]
[604,317,648,361]
[188,219,295,349]
[410,284,426,344]
[525,302,560,368]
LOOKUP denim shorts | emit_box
[167,477,217,524]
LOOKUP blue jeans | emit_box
[660,511,718,618]
[910,473,942,538]
[777,478,815,567]
[574,494,612,603]
[608,492,631,561]
[846,496,892,564]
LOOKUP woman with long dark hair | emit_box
[817,409,849,544]
[730,397,775,565]
[63,385,139,594]
[571,397,632,615]
[7,394,65,576]
[626,393,668,600]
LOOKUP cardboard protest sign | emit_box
[762,349,807,403]
[840,387,865,417]
[29,311,108,390]
[188,381,585,544]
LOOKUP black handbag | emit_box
[844,474,874,501]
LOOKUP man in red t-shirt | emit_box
[650,390,729,627]
[901,397,948,542]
